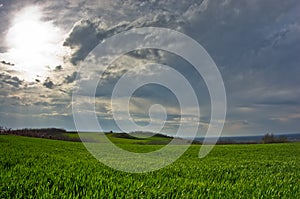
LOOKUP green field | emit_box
[0,135,299,198]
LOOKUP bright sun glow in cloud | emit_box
[3,6,66,81]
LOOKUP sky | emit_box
[0,0,300,136]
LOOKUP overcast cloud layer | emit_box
[0,0,299,136]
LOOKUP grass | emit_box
[0,135,299,198]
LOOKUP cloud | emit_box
[64,71,78,83]
[0,72,23,88]
[63,12,185,65]
[63,19,100,65]
[54,65,63,71]
[43,77,55,89]
[1,60,14,66]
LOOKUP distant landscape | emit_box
[1,126,299,144]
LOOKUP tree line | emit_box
[0,126,80,142]
[261,133,288,144]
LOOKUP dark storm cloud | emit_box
[63,12,185,65]
[63,19,100,65]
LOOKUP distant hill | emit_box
[0,127,80,142]
[105,132,177,145]
[129,131,173,138]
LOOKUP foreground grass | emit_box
[0,135,299,198]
